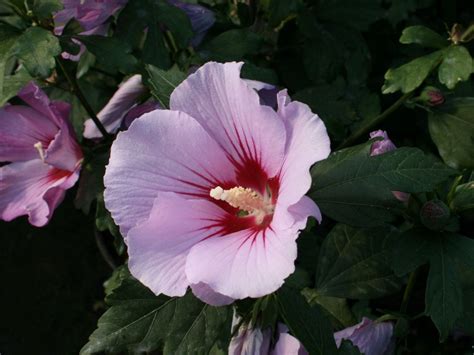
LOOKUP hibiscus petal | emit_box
[170,62,287,182]
[127,192,229,297]
[45,121,83,171]
[104,109,236,236]
[334,318,394,355]
[83,75,147,139]
[276,90,330,208]
[190,282,234,306]
[272,333,307,355]
[0,106,58,162]
[0,160,78,227]
[185,226,297,300]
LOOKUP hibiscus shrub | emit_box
[1,0,473,354]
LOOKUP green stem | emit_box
[56,58,110,139]
[337,92,412,150]
[400,269,419,314]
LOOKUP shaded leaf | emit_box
[382,50,443,94]
[317,0,383,31]
[450,181,474,212]
[277,287,338,355]
[81,275,232,355]
[145,64,186,108]
[428,97,474,169]
[202,28,263,61]
[438,46,472,89]
[14,27,61,78]
[316,224,401,298]
[310,142,456,226]
[400,25,448,49]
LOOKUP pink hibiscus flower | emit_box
[0,82,83,227]
[104,61,331,305]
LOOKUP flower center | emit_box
[210,186,274,224]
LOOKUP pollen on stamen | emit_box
[34,142,46,162]
[210,186,265,213]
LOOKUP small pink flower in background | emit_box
[0,82,83,227]
[54,0,127,60]
[229,320,304,355]
[370,130,409,203]
[83,74,160,139]
[334,318,394,355]
[104,61,330,305]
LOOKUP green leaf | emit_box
[316,0,383,31]
[76,35,138,74]
[399,25,448,49]
[268,0,302,28]
[425,236,463,341]
[386,0,434,26]
[81,274,232,355]
[438,46,473,89]
[315,224,401,298]
[277,287,338,355]
[153,0,193,49]
[14,27,61,78]
[202,28,263,61]
[31,0,62,19]
[428,97,474,169]
[337,339,363,354]
[302,288,356,328]
[142,21,171,69]
[0,67,32,106]
[382,50,443,94]
[450,181,474,212]
[0,24,25,104]
[390,228,435,277]
[145,64,186,108]
[310,143,456,226]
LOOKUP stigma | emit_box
[34,142,46,162]
[210,186,274,224]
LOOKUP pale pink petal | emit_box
[229,324,272,355]
[170,62,287,186]
[369,130,396,156]
[190,282,234,306]
[185,225,297,300]
[104,109,237,236]
[0,106,58,162]
[83,75,147,139]
[287,195,322,229]
[272,333,307,355]
[334,318,394,355]
[0,160,79,227]
[127,192,229,297]
[276,90,330,208]
[45,121,83,171]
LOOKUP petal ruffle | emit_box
[170,62,287,186]
[104,109,236,236]
[185,225,298,300]
[127,192,229,297]
[276,90,330,208]
[0,160,78,227]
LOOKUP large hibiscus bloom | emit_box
[104,62,330,305]
[0,82,83,226]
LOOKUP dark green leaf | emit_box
[76,35,138,74]
[268,0,302,28]
[32,0,62,19]
[438,46,473,90]
[153,0,193,49]
[317,0,383,31]
[450,181,474,212]
[202,28,263,61]
[277,287,338,355]
[0,67,32,106]
[302,289,356,328]
[337,339,363,354]
[400,25,448,49]
[81,275,232,355]
[386,0,434,26]
[428,97,474,169]
[390,228,435,277]
[14,27,61,78]
[316,224,401,298]
[382,51,443,94]
[425,236,463,341]
[145,64,186,108]
[310,143,456,226]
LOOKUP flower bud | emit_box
[419,86,445,107]
[420,199,451,231]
